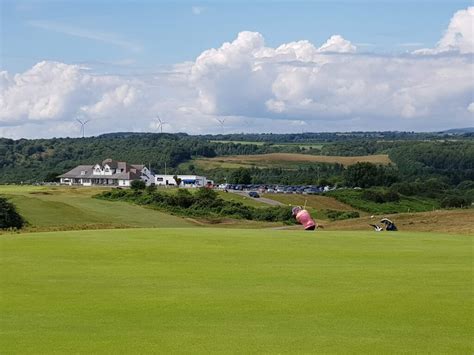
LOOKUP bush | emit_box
[95,188,295,223]
[362,190,400,203]
[174,189,194,208]
[0,197,25,229]
[440,196,472,208]
[195,187,218,201]
[457,180,474,190]
[253,206,294,222]
[145,184,157,193]
[130,180,146,190]
[325,210,360,221]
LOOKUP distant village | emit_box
[59,159,212,188]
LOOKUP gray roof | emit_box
[58,165,94,178]
[58,161,144,180]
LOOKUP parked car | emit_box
[248,191,260,198]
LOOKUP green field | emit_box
[1,228,472,354]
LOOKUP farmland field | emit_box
[194,153,392,169]
[1,228,472,354]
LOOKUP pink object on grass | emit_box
[295,209,316,230]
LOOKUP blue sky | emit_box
[0,1,473,138]
[2,0,471,72]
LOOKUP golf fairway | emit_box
[1,228,472,353]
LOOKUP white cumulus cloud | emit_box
[414,6,474,54]
[318,35,357,53]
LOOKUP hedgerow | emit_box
[96,188,295,223]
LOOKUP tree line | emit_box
[0,134,472,190]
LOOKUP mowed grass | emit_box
[0,185,192,230]
[1,228,472,354]
[195,153,392,170]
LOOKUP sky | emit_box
[0,0,473,138]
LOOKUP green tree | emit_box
[173,175,182,187]
[130,179,146,190]
[344,162,379,188]
[0,197,25,229]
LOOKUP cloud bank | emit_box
[1,7,473,138]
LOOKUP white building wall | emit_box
[118,179,130,187]
[154,174,209,187]
[60,178,73,185]
[81,178,92,186]
[154,174,177,186]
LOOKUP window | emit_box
[156,177,163,182]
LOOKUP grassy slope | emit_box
[0,186,192,230]
[326,209,474,235]
[1,228,471,354]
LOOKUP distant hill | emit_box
[439,127,474,134]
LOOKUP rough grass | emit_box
[1,228,472,354]
[195,153,392,169]
[325,209,474,235]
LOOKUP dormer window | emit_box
[80,170,86,175]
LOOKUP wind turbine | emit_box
[76,119,90,138]
[217,118,226,134]
[155,115,168,133]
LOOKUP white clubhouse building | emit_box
[59,159,210,188]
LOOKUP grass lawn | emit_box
[1,228,471,353]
